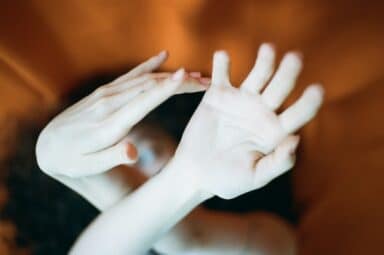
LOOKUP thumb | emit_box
[64,141,138,178]
[253,135,300,188]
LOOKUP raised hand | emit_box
[35,51,209,209]
[172,44,324,199]
[69,46,323,255]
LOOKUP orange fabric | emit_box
[1,1,383,254]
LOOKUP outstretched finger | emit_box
[101,80,157,113]
[113,50,168,83]
[211,51,231,87]
[96,69,185,149]
[106,74,209,112]
[279,84,324,134]
[147,72,210,94]
[261,52,302,110]
[241,43,275,93]
[64,141,138,178]
[175,76,210,94]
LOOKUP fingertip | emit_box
[278,136,299,153]
[287,135,300,154]
[199,77,211,86]
[171,68,186,81]
[305,84,325,105]
[259,43,276,57]
[212,50,231,87]
[158,50,169,59]
[309,83,325,95]
[288,50,303,60]
[188,72,202,78]
[260,42,275,50]
[214,50,230,62]
[282,52,303,70]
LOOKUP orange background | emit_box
[1,1,383,254]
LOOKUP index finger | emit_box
[97,69,186,147]
[114,51,168,83]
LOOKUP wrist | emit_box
[162,156,213,203]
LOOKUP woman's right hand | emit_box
[170,44,324,199]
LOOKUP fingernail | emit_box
[284,52,303,69]
[311,84,325,95]
[126,143,138,162]
[305,84,325,101]
[285,50,302,60]
[200,77,211,85]
[214,50,229,60]
[158,50,168,59]
[189,72,201,78]
[260,42,275,53]
[171,68,185,81]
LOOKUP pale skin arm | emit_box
[70,159,211,255]
[69,44,323,255]
[155,44,307,255]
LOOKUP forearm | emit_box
[54,165,250,254]
[70,159,210,255]
[49,166,136,211]
[53,157,292,255]
[55,167,253,254]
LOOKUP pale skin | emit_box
[36,44,323,254]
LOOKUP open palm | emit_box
[174,44,323,199]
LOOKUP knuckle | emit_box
[91,122,110,140]
[141,73,152,80]
[93,97,111,115]
[132,74,152,84]
[117,144,129,163]
[146,76,158,87]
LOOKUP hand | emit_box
[69,45,322,255]
[171,44,324,199]
[35,51,209,209]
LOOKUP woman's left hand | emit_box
[35,51,209,209]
